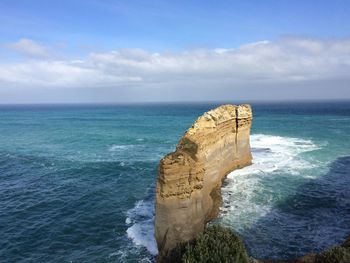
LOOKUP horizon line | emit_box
[0,98,349,106]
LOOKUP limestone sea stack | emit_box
[154,104,253,258]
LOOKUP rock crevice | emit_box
[155,104,253,258]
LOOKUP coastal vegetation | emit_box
[315,245,350,263]
[165,225,350,263]
[169,225,249,263]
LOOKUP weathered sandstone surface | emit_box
[154,104,253,258]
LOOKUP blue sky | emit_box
[0,0,350,102]
[1,0,350,53]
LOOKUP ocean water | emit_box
[0,102,349,262]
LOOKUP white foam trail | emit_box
[126,200,158,255]
[126,134,321,256]
[230,134,319,177]
[220,134,321,229]
[108,144,131,151]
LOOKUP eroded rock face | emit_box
[155,104,253,258]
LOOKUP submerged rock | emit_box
[154,104,253,259]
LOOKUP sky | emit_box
[0,0,350,103]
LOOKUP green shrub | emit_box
[315,246,350,263]
[172,225,249,263]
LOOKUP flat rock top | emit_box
[185,104,252,135]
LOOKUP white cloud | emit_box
[7,38,51,58]
[1,37,350,90]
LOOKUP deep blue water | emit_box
[0,102,349,262]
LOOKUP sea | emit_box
[0,101,349,262]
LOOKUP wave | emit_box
[126,200,157,255]
[125,134,322,256]
[220,134,321,226]
[108,144,133,152]
[232,134,320,177]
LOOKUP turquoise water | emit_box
[0,102,349,262]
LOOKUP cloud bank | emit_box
[6,38,52,58]
[1,37,350,102]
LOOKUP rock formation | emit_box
[154,104,253,258]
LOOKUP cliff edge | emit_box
[155,104,253,259]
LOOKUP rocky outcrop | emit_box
[154,104,253,259]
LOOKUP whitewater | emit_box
[125,133,340,260]
[1,102,349,262]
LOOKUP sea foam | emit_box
[126,134,321,256]
[126,200,158,255]
[220,134,320,231]
[108,144,131,151]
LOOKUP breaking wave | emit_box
[126,200,157,255]
[219,134,321,226]
[126,134,323,258]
